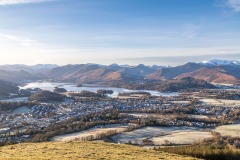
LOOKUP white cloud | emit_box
[0,0,53,5]
[182,23,201,38]
[227,0,240,12]
[0,32,42,47]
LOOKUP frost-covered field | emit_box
[219,99,240,106]
[188,114,210,119]
[171,101,190,104]
[151,131,213,145]
[52,123,135,142]
[200,99,222,105]
[120,112,176,118]
[214,124,240,137]
[111,126,209,145]
[200,99,240,107]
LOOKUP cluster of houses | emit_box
[0,90,240,143]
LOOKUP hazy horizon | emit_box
[0,0,240,65]
[1,53,240,67]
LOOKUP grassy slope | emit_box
[0,141,199,160]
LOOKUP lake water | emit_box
[0,97,29,102]
[20,82,179,97]
[11,106,30,114]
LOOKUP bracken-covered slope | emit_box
[0,141,198,160]
[146,62,204,80]
[175,67,239,84]
[0,61,239,84]
[46,64,158,83]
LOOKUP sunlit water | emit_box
[0,97,29,102]
[11,106,30,114]
[20,82,179,97]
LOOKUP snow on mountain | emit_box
[150,65,166,69]
[120,64,130,67]
[32,64,58,70]
[200,59,240,66]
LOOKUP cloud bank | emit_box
[119,53,240,66]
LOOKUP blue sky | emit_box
[0,0,239,66]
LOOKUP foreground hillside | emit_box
[0,141,198,160]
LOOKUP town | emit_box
[0,85,240,145]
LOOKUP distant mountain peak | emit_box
[137,64,146,67]
[150,65,167,69]
[120,64,130,67]
[200,59,240,66]
[32,64,58,69]
[109,63,119,67]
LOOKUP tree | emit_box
[53,87,67,93]
[96,90,114,96]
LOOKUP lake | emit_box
[0,97,29,102]
[20,82,179,97]
[11,106,30,114]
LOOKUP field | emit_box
[0,141,198,160]
[120,112,176,118]
[171,101,190,104]
[200,99,223,105]
[111,126,210,145]
[151,131,213,145]
[121,112,162,118]
[51,123,136,142]
[214,124,240,137]
[188,114,210,119]
[219,99,240,106]
[200,98,240,107]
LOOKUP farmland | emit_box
[52,123,137,142]
[151,131,213,145]
[200,98,240,107]
[214,124,240,137]
[111,126,212,145]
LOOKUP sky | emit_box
[0,0,239,66]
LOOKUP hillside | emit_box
[0,141,198,160]
[29,91,66,102]
[46,64,157,83]
[0,64,58,74]
[0,69,38,83]
[147,62,204,80]
[35,62,240,84]
[0,60,239,84]
[176,67,239,84]
[0,64,58,83]
[0,80,19,98]
[46,62,221,84]
[147,62,240,84]
[113,77,216,92]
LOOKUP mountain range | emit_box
[0,60,239,84]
